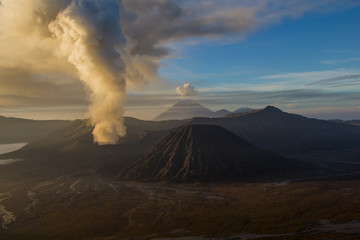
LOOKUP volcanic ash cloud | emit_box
[176,83,198,97]
[49,0,127,145]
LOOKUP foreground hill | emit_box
[0,116,71,144]
[153,100,231,120]
[121,125,306,182]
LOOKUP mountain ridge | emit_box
[0,115,72,144]
[190,105,360,155]
[153,100,251,120]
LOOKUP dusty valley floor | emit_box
[0,170,360,240]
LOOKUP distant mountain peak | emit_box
[215,109,232,116]
[173,99,199,106]
[263,105,283,113]
[153,100,226,121]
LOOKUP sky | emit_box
[0,0,360,122]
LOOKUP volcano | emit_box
[121,124,301,182]
[153,100,229,120]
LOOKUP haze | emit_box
[0,0,359,124]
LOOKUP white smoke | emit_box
[49,0,127,144]
[176,83,198,97]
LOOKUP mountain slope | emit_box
[215,109,232,116]
[121,124,301,182]
[0,116,71,144]
[153,100,230,120]
[20,117,190,152]
[190,106,360,155]
[330,119,360,126]
[234,107,255,113]
[153,100,214,120]
[5,106,360,178]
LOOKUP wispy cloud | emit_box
[321,58,360,65]
[261,70,345,80]
[323,49,360,54]
[307,74,360,86]
[260,69,360,89]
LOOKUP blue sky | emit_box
[160,5,360,85]
[141,3,360,120]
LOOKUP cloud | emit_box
[176,83,198,97]
[321,58,360,65]
[0,66,86,107]
[122,0,258,57]
[259,70,360,89]
[307,74,360,86]
[261,70,344,80]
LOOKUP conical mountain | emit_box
[153,100,227,121]
[121,124,300,182]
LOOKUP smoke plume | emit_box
[176,83,198,97]
[0,0,354,144]
[49,0,127,144]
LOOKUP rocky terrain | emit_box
[121,125,309,182]
[1,104,360,239]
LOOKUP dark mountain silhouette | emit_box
[330,119,360,126]
[0,116,71,144]
[190,106,360,155]
[16,117,190,153]
[224,109,261,118]
[153,100,230,120]
[120,124,304,182]
[4,106,360,179]
[234,107,255,113]
[215,109,232,116]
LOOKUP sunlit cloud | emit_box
[176,83,198,97]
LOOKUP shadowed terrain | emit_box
[0,106,360,239]
[121,125,309,182]
[190,106,360,156]
[0,116,71,144]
